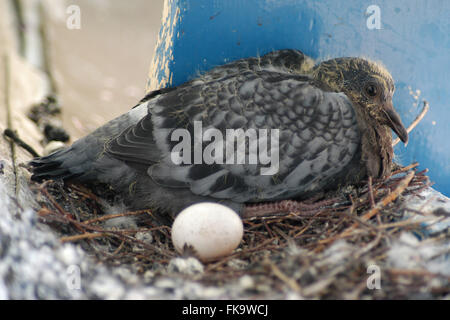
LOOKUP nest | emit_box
[32,161,450,299]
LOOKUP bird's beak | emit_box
[383,101,408,145]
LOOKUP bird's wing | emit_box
[106,69,360,202]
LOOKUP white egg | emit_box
[171,202,244,261]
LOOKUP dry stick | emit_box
[108,226,171,234]
[387,268,450,280]
[242,197,341,219]
[318,170,415,245]
[67,183,100,201]
[390,162,419,176]
[292,210,324,238]
[39,184,173,257]
[40,188,74,220]
[266,259,301,292]
[206,238,276,272]
[272,225,291,242]
[410,181,434,194]
[359,170,415,223]
[60,232,107,243]
[112,241,126,255]
[301,264,348,297]
[367,176,375,208]
[262,220,275,238]
[367,175,383,225]
[77,219,173,258]
[392,100,429,147]
[376,217,437,230]
[340,209,378,232]
[415,168,429,176]
[83,209,153,225]
[353,232,383,258]
[39,184,87,233]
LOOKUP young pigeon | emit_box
[30,49,408,217]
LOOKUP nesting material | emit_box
[30,162,450,299]
[171,203,243,261]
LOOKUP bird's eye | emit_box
[364,83,378,97]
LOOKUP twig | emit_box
[319,170,415,245]
[39,184,75,220]
[302,264,347,297]
[38,183,174,257]
[387,268,450,280]
[358,170,415,223]
[205,238,276,272]
[340,209,378,232]
[67,183,100,201]
[376,217,437,230]
[292,210,324,238]
[83,209,153,225]
[409,181,434,195]
[265,259,301,292]
[112,241,126,255]
[392,100,429,147]
[263,220,276,238]
[391,162,419,176]
[60,232,107,243]
[368,176,375,208]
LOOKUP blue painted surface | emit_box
[151,0,450,196]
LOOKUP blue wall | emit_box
[149,0,450,196]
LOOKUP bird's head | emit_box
[312,57,408,145]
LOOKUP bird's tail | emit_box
[29,147,85,182]
[29,130,106,183]
[29,100,149,183]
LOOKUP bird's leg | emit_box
[242,198,340,219]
